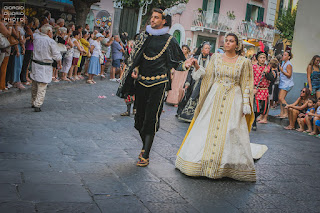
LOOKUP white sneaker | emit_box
[7,82,13,88]
[109,78,117,82]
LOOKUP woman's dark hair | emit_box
[310,98,317,104]
[152,8,172,28]
[251,54,256,60]
[82,30,88,36]
[309,55,320,66]
[302,87,311,98]
[72,31,80,37]
[226,33,243,55]
[269,58,279,69]
[276,54,282,63]
[181,45,190,53]
[285,50,293,60]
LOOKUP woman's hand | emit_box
[279,66,284,73]
[193,58,200,71]
[309,86,313,93]
[253,89,258,95]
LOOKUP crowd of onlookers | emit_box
[0,10,132,92]
[250,53,320,137]
[1,11,319,136]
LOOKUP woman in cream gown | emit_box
[175,32,267,182]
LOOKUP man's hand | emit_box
[131,70,138,79]
[57,61,62,70]
[193,58,200,71]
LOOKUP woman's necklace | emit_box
[224,53,238,59]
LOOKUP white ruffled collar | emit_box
[146,25,169,36]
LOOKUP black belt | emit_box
[32,59,52,66]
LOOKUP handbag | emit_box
[0,33,10,49]
[99,54,104,64]
[56,43,67,53]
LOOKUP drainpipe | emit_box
[136,0,153,34]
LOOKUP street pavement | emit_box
[0,79,319,213]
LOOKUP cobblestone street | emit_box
[0,80,319,213]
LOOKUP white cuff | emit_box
[191,66,206,81]
[243,103,251,115]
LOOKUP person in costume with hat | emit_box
[252,51,276,130]
[116,8,194,167]
[175,32,268,182]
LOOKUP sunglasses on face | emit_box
[301,90,306,93]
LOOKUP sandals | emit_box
[120,111,130,116]
[284,126,295,130]
[133,109,137,115]
[136,157,149,167]
[87,80,94,84]
[138,150,145,159]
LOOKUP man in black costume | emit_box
[117,8,193,166]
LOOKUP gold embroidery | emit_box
[143,36,173,61]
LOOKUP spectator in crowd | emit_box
[270,54,282,109]
[100,30,113,78]
[84,24,90,33]
[278,51,294,118]
[60,28,74,81]
[110,35,124,82]
[284,87,310,130]
[0,13,13,92]
[216,45,224,54]
[296,98,316,132]
[308,98,320,136]
[307,55,320,98]
[21,16,34,85]
[87,33,104,84]
[30,24,62,112]
[68,31,84,81]
[78,30,90,76]
[11,20,26,89]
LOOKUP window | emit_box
[245,4,264,22]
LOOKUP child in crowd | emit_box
[308,98,320,136]
[296,98,316,132]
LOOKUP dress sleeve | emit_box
[241,59,254,115]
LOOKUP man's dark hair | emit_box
[73,31,80,37]
[151,8,172,28]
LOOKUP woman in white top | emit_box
[87,33,104,84]
[278,51,294,118]
[68,31,85,81]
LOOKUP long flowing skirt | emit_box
[166,70,188,105]
[176,82,267,182]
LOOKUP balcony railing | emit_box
[191,10,275,43]
[237,21,275,43]
[191,10,237,32]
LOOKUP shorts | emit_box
[72,57,79,66]
[315,120,320,127]
[279,86,293,92]
[112,59,121,68]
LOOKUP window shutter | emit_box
[245,4,252,21]
[202,0,208,11]
[258,7,265,22]
[214,0,221,14]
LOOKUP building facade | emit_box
[169,0,276,55]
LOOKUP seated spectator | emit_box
[308,98,320,136]
[284,87,310,130]
[296,98,316,132]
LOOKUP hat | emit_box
[96,33,104,38]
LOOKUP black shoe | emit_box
[252,126,257,131]
[34,107,41,112]
[31,105,35,108]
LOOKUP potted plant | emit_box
[227,11,236,20]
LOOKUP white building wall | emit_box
[266,0,277,25]
[291,0,320,74]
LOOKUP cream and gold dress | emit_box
[175,54,267,182]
